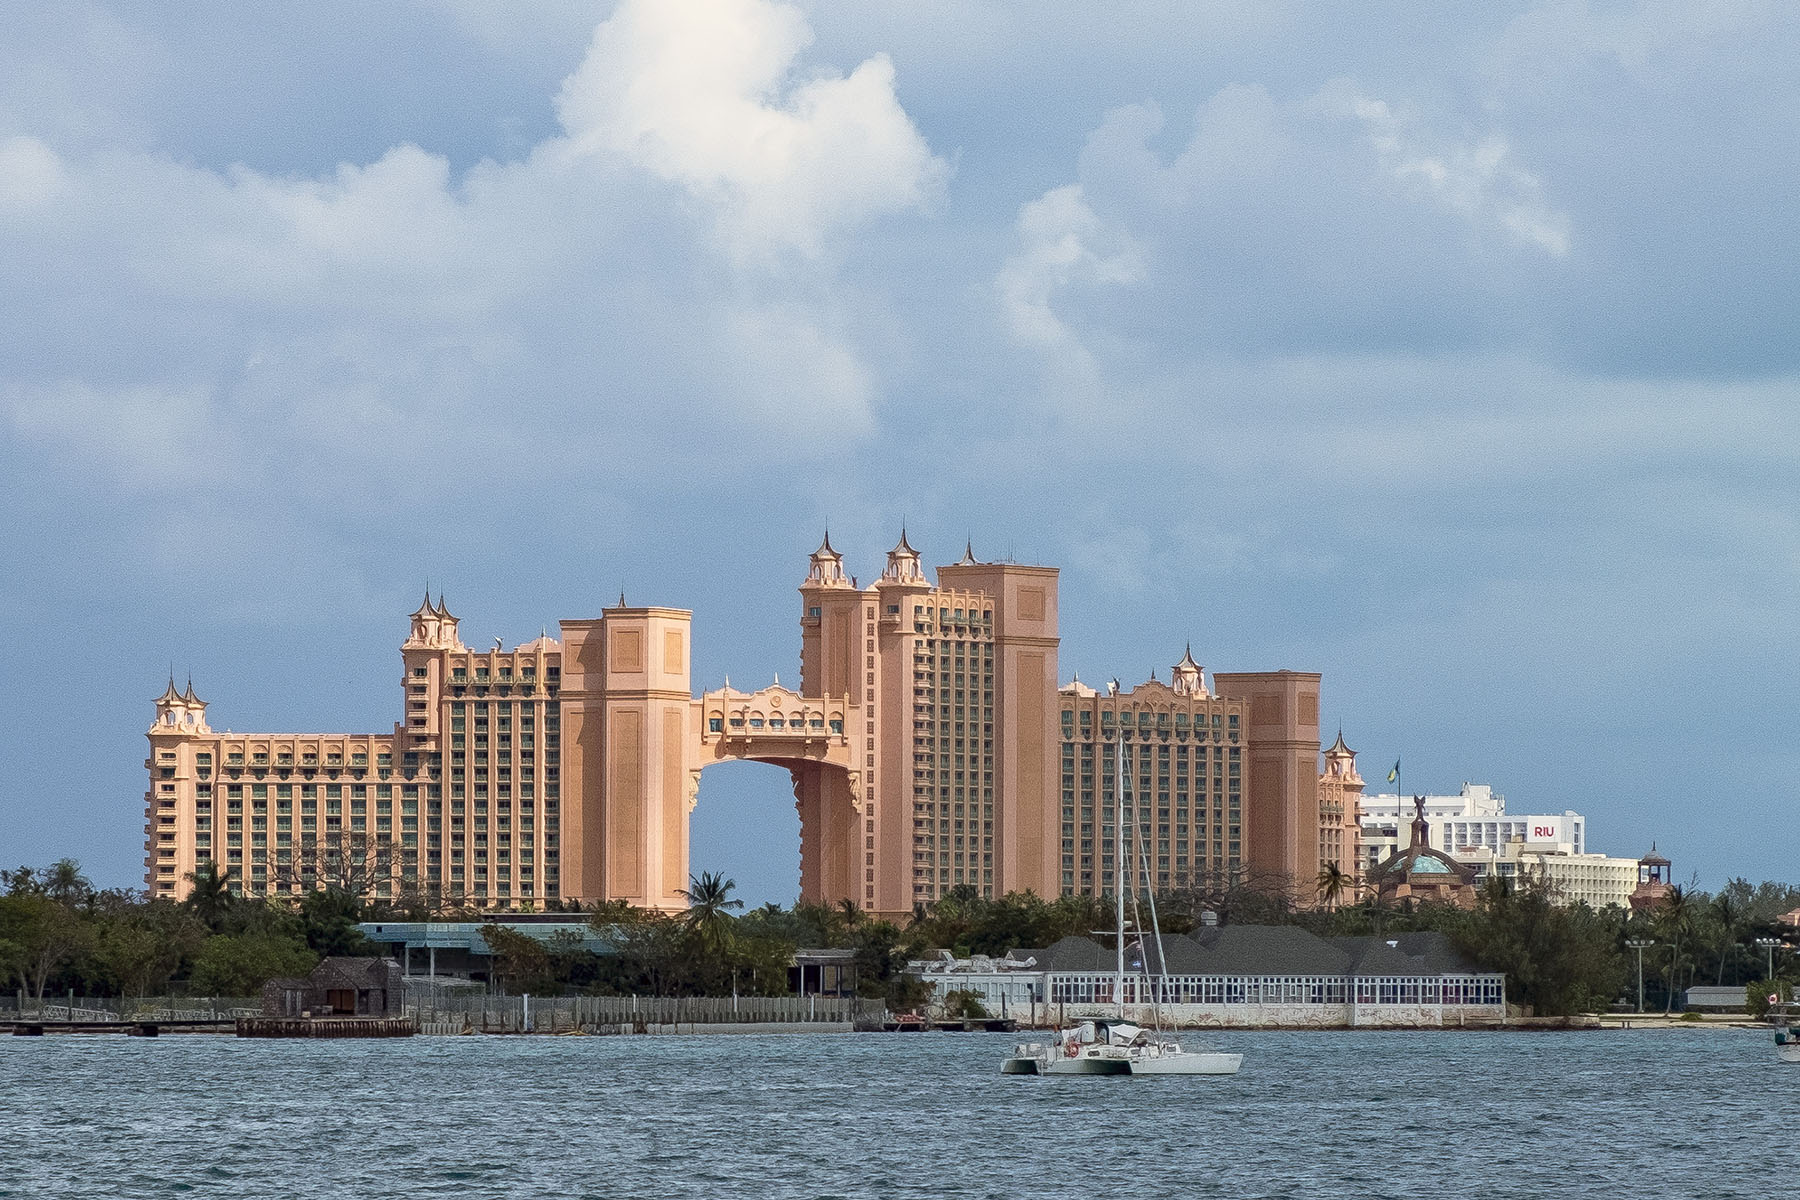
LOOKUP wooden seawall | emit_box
[236,1017,415,1038]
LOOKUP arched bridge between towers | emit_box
[690,684,865,905]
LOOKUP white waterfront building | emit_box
[906,926,1507,1028]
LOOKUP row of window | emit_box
[1048,974,1506,1006]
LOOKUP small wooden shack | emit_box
[262,957,406,1018]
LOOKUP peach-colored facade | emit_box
[1317,730,1365,901]
[145,537,1341,916]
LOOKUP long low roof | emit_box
[1020,926,1491,978]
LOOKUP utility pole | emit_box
[1755,937,1784,983]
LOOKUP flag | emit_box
[1386,760,1399,783]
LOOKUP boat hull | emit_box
[1001,1057,1042,1075]
[1777,1043,1800,1064]
[1128,1051,1243,1076]
[1043,1054,1132,1075]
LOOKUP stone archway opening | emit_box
[686,759,803,909]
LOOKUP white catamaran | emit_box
[1004,681,1242,1077]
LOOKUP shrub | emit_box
[941,989,990,1019]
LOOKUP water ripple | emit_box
[0,1028,1785,1198]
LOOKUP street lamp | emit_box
[1625,939,1655,1014]
[1755,937,1785,982]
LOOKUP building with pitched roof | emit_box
[906,925,1506,1026]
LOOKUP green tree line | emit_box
[4,858,1795,1016]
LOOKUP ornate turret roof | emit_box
[157,677,183,705]
[182,679,203,706]
[411,589,435,619]
[434,594,454,619]
[1326,728,1354,756]
[805,531,850,587]
[957,540,979,566]
[881,527,927,585]
[1171,643,1207,697]
[1640,844,1671,867]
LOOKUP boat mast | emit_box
[1140,836,1168,1032]
[1110,680,1124,1017]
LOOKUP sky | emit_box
[3,0,1797,906]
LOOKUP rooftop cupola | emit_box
[1171,644,1208,697]
[405,590,462,650]
[152,675,210,733]
[956,540,979,566]
[434,594,459,643]
[804,532,850,588]
[1323,728,1361,782]
[881,528,926,585]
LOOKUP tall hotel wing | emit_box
[146,538,1353,917]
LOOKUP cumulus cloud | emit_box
[6,1,1800,891]
[1321,82,1571,257]
[996,184,1143,350]
[556,0,946,258]
[0,0,946,528]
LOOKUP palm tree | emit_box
[1657,885,1695,1012]
[1711,893,1744,985]
[44,858,93,907]
[1315,862,1350,910]
[184,862,235,931]
[679,871,744,959]
[838,898,865,930]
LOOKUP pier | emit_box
[236,1017,415,1038]
[6,1019,235,1036]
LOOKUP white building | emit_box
[1360,784,1586,874]
[1456,843,1642,909]
[905,927,1507,1028]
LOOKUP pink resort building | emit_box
[145,537,1356,917]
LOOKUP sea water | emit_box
[1,1028,1787,1198]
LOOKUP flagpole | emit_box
[1388,758,1402,832]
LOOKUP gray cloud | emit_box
[3,0,1798,893]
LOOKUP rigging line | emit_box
[1139,835,1170,1033]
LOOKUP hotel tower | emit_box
[145,537,1353,916]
